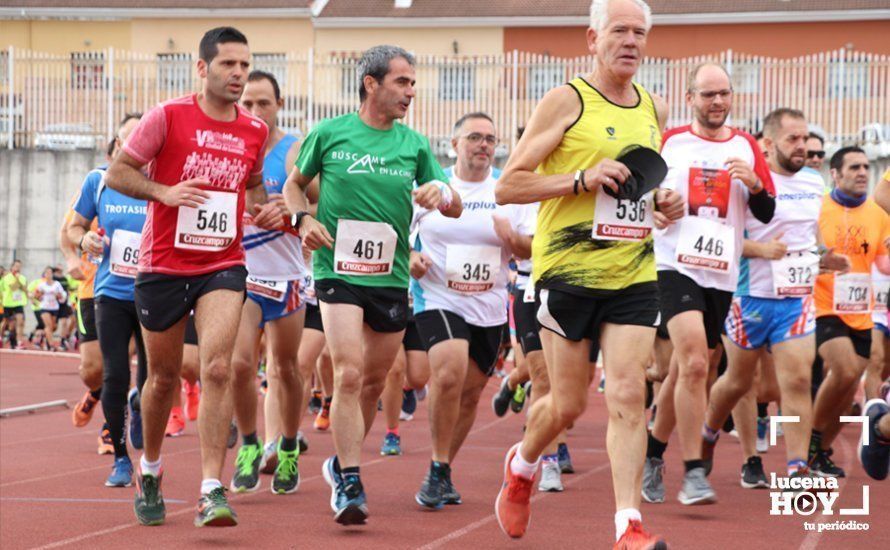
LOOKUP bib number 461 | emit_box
[352,239,384,260]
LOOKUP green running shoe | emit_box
[134,471,165,526]
[510,382,528,413]
[230,441,263,493]
[194,486,238,527]
[272,445,300,495]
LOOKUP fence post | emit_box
[836,49,845,144]
[511,50,518,150]
[307,48,315,130]
[7,46,14,149]
[106,47,114,143]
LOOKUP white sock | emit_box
[509,444,540,480]
[201,478,222,495]
[140,455,161,477]
[614,508,642,541]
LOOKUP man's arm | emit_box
[107,151,211,208]
[67,211,104,258]
[283,165,333,250]
[59,197,86,280]
[875,170,890,214]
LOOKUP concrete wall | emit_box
[0,149,104,279]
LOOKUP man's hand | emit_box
[252,193,288,230]
[160,178,211,208]
[65,257,85,281]
[80,230,106,257]
[410,251,433,279]
[299,215,334,251]
[821,248,851,273]
[653,189,684,228]
[583,159,630,194]
[725,157,759,190]
[761,233,788,260]
[492,215,515,247]
[412,182,443,210]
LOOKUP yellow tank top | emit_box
[532,77,661,295]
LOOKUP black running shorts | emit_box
[511,286,542,355]
[816,315,871,360]
[415,309,505,376]
[657,270,732,349]
[314,279,408,333]
[304,303,324,333]
[77,297,98,343]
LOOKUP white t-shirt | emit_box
[37,280,65,311]
[736,168,824,299]
[513,202,538,291]
[872,264,890,328]
[411,167,524,327]
[655,125,773,292]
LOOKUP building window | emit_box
[71,52,105,90]
[157,53,193,92]
[253,53,288,88]
[439,66,474,101]
[528,64,564,100]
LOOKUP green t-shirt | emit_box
[27,279,41,310]
[2,273,28,307]
[297,112,447,288]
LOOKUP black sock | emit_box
[280,436,298,452]
[647,432,668,460]
[757,402,769,418]
[684,459,704,473]
[810,430,823,454]
[90,388,102,400]
[333,455,341,473]
[342,466,360,477]
[431,460,449,474]
[242,431,259,446]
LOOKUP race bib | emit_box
[771,251,819,297]
[109,229,142,279]
[675,216,735,273]
[334,220,397,276]
[872,279,889,314]
[523,280,536,303]
[833,273,872,314]
[591,187,653,241]
[445,245,501,295]
[11,290,23,302]
[175,190,237,251]
[246,276,288,302]
[687,165,731,220]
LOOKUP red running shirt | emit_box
[124,94,268,276]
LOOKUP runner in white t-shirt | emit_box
[411,113,527,509]
[702,108,832,487]
[866,265,890,400]
[34,267,66,350]
[644,63,776,506]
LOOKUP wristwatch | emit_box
[290,211,310,231]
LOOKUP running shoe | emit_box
[380,432,401,456]
[334,474,368,525]
[415,467,447,509]
[134,471,165,526]
[641,457,665,504]
[557,442,574,474]
[308,390,323,415]
[740,456,769,489]
[402,388,417,416]
[322,455,343,513]
[678,467,716,505]
[442,470,462,505]
[272,446,300,495]
[226,422,238,449]
[128,387,143,450]
[495,443,534,539]
[298,431,309,454]
[492,377,514,417]
[701,435,718,476]
[194,487,238,527]
[509,383,528,414]
[756,416,769,453]
[184,381,200,421]
[97,424,114,455]
[859,398,890,481]
[314,407,331,431]
[614,519,668,550]
[259,440,279,475]
[809,448,846,478]
[164,408,185,438]
[597,374,606,393]
[538,460,564,492]
[72,391,99,427]
[399,410,414,421]
[415,386,428,402]
[105,456,134,487]
[231,441,263,493]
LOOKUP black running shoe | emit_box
[402,388,417,416]
[809,448,846,478]
[226,422,238,449]
[491,377,513,417]
[415,467,447,509]
[740,456,769,489]
[308,390,323,415]
[442,470,462,505]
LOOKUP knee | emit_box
[202,358,231,388]
[274,358,299,387]
[831,365,860,388]
[606,377,646,415]
[783,370,811,397]
[334,364,363,395]
[678,352,710,385]
[149,368,179,395]
[432,364,462,393]
[551,394,586,426]
[230,356,255,385]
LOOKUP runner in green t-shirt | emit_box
[2,260,28,348]
[283,45,462,526]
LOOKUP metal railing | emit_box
[2,47,888,152]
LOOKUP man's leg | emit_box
[359,323,405,438]
[230,300,262,448]
[668,310,711,463]
[864,328,887,400]
[448,361,490,462]
[427,339,470,463]
[294,328,326,432]
[771,335,815,467]
[139,317,187,464]
[705,341,760,438]
[380,347,405,455]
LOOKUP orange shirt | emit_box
[815,196,890,330]
[64,209,98,301]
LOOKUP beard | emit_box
[775,147,804,174]
[694,108,728,131]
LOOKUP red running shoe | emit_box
[614,520,667,550]
[184,381,200,421]
[495,442,534,538]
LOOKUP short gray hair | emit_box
[356,45,415,102]
[589,0,652,33]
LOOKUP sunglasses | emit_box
[807,150,825,159]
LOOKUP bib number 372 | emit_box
[175,190,237,251]
[334,220,397,276]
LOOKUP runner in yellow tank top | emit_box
[492,1,685,547]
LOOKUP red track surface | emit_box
[0,350,887,549]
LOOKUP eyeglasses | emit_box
[695,89,732,100]
[462,133,499,146]
[807,150,825,159]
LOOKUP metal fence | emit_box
[2,47,888,153]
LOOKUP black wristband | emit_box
[579,170,589,193]
[573,170,582,195]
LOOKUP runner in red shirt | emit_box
[106,27,282,528]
